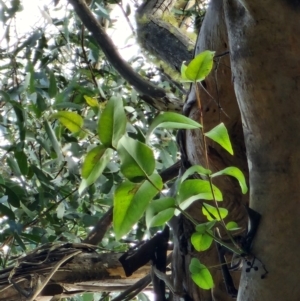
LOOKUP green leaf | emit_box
[226,221,240,231]
[11,101,26,142]
[14,233,26,251]
[147,112,201,142]
[7,156,21,177]
[56,202,65,219]
[84,95,99,107]
[185,50,215,82]
[98,95,127,148]
[146,197,175,228]
[82,293,94,301]
[113,173,163,240]
[4,186,20,208]
[44,120,63,162]
[0,203,15,220]
[177,179,223,212]
[14,151,28,176]
[20,201,36,219]
[189,258,214,290]
[52,111,83,133]
[191,231,213,251]
[79,146,113,194]
[202,203,228,221]
[180,165,211,183]
[81,215,100,227]
[0,90,10,102]
[204,123,233,155]
[49,71,57,98]
[117,136,155,182]
[180,63,190,82]
[195,221,217,233]
[27,63,35,94]
[211,166,248,194]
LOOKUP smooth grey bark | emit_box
[222,1,300,300]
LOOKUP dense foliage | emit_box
[0,0,184,262]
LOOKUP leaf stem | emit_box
[194,82,239,249]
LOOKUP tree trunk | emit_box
[173,0,300,300]
[171,0,249,300]
[222,1,300,300]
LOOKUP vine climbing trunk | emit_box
[174,0,300,300]
[172,0,249,300]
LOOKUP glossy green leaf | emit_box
[185,50,215,82]
[49,71,57,98]
[79,146,113,194]
[14,151,28,176]
[189,258,214,290]
[117,136,155,182]
[177,179,223,212]
[147,112,201,142]
[204,123,233,155]
[191,231,213,251]
[180,63,190,82]
[84,95,99,107]
[113,173,163,240]
[212,166,248,194]
[52,111,83,133]
[226,221,240,231]
[195,221,217,233]
[202,203,228,221]
[148,208,175,228]
[98,95,127,148]
[146,197,175,228]
[180,165,211,183]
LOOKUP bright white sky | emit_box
[9,0,138,60]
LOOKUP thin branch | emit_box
[83,207,113,245]
[68,0,182,112]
